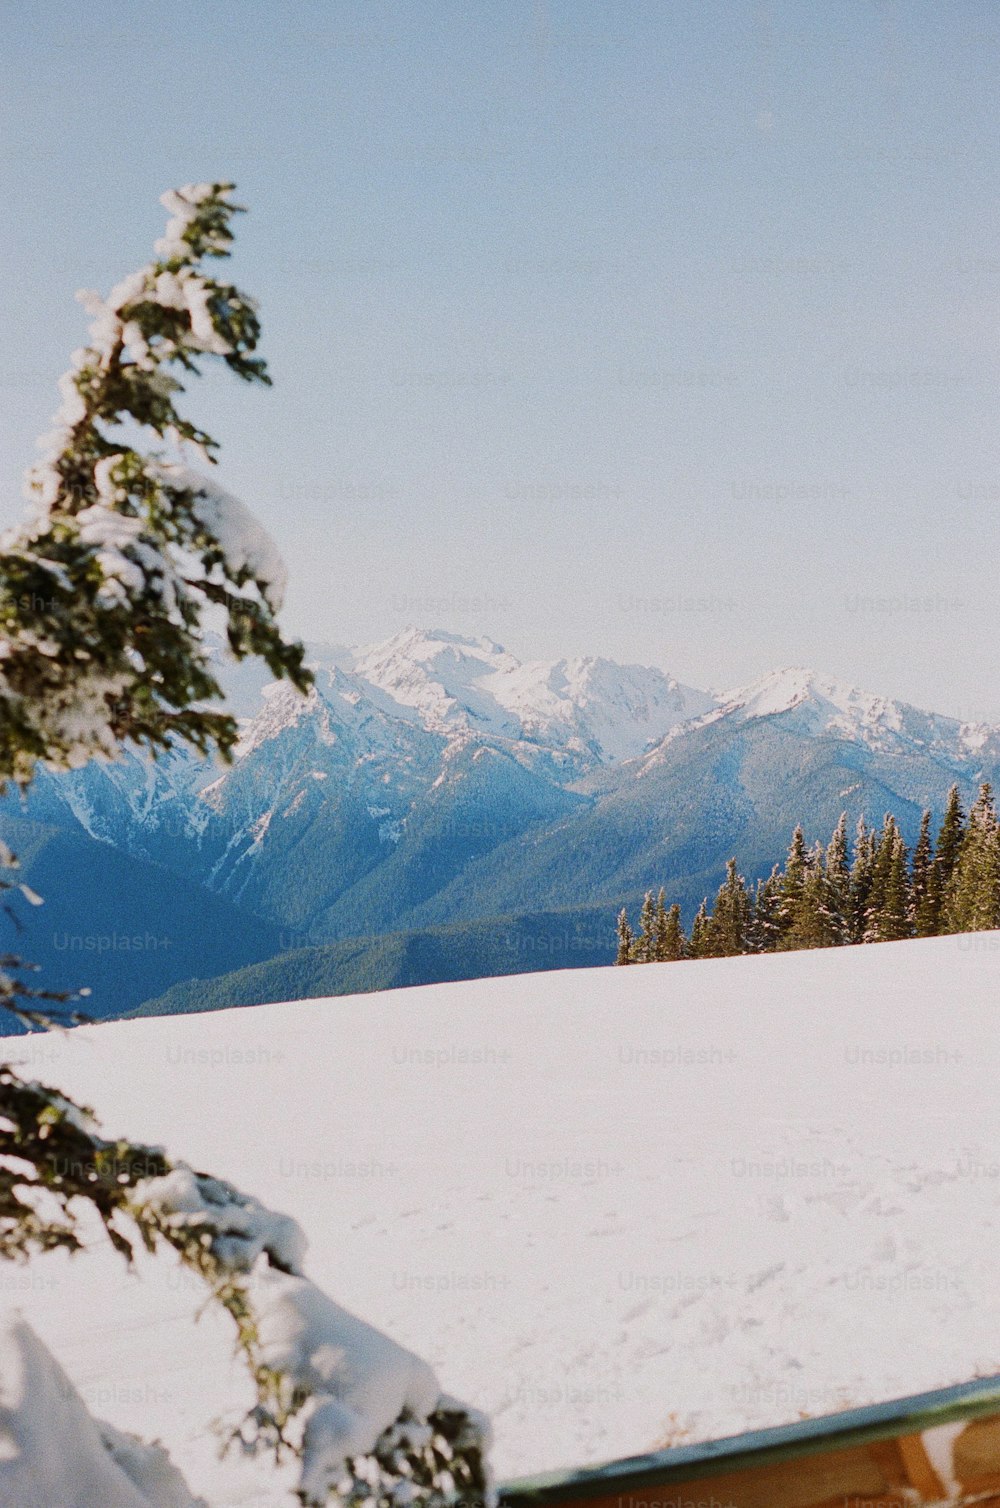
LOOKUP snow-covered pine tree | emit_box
[635,889,657,963]
[0,182,310,786]
[0,1069,493,1506]
[784,841,835,950]
[776,824,809,949]
[750,865,783,952]
[864,815,910,942]
[0,181,313,1034]
[823,812,850,946]
[862,816,891,942]
[0,183,491,1507]
[916,858,942,939]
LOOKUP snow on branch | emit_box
[134,1167,494,1506]
[0,1065,493,1506]
[0,182,310,788]
[151,461,289,613]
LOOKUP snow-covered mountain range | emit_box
[6,628,1000,1018]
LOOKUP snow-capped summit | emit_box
[352,628,523,736]
[484,653,717,763]
[351,627,714,762]
[702,666,997,763]
[232,676,319,760]
[716,667,903,728]
[359,625,510,665]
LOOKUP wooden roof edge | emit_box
[497,1370,1000,1505]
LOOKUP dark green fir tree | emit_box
[776,825,809,949]
[823,812,851,946]
[661,902,686,961]
[935,784,966,897]
[910,809,934,936]
[635,890,657,963]
[688,899,712,959]
[848,815,876,944]
[750,866,783,953]
[616,907,634,965]
[944,782,1000,934]
[652,887,670,961]
[708,858,752,956]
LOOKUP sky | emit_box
[2,0,999,718]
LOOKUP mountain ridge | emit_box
[4,627,998,1018]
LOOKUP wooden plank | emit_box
[955,1415,1000,1495]
[896,1431,948,1499]
[532,1439,922,1508]
[500,1373,1000,1508]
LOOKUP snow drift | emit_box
[0,1311,203,1507]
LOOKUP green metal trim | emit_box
[498,1371,1000,1505]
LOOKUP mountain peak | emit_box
[701,666,996,762]
[352,629,521,735]
[337,630,715,763]
[718,667,876,720]
[360,626,509,662]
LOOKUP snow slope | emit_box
[5,934,1000,1502]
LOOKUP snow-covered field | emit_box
[6,933,1000,1504]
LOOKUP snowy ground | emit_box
[5,933,1000,1504]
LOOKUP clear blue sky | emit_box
[2,0,999,718]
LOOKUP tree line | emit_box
[616,782,1000,964]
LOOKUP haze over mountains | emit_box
[4,628,999,1020]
